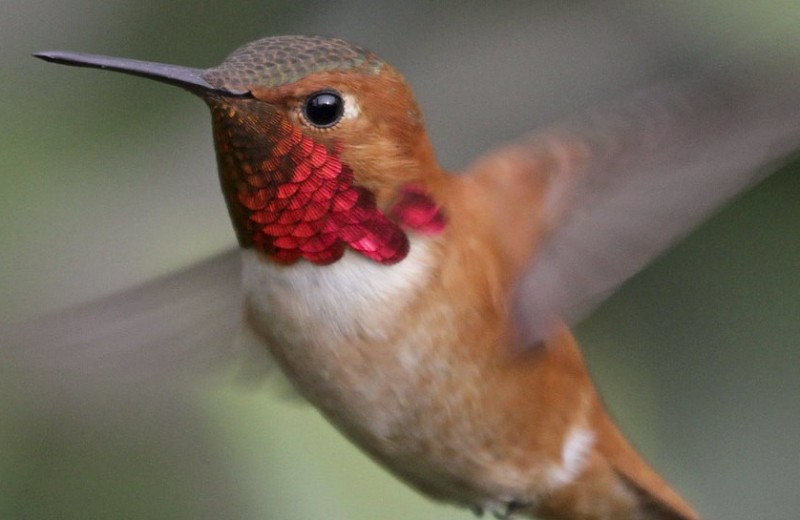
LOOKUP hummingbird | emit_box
[20,35,800,519]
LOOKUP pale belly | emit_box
[239,244,588,512]
[240,240,452,448]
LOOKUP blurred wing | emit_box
[473,77,800,344]
[3,249,244,380]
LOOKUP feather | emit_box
[3,249,243,380]
[471,76,800,344]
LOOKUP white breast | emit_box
[239,236,442,444]
[241,236,436,344]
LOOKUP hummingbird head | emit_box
[35,35,446,265]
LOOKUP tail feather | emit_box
[594,407,700,520]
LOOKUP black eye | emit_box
[303,90,345,128]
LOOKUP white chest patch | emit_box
[241,236,435,342]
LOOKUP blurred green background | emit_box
[2,1,799,519]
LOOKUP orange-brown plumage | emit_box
[27,34,800,519]
[236,110,698,517]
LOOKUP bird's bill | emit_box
[33,50,250,97]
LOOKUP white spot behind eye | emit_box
[342,93,361,120]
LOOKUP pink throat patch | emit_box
[214,102,445,265]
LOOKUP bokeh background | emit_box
[2,1,800,519]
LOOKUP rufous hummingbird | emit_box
[22,35,800,519]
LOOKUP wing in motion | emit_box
[464,76,800,344]
[3,249,243,379]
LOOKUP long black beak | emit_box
[33,51,250,97]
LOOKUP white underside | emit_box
[241,236,435,343]
[239,238,595,509]
[240,237,442,444]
